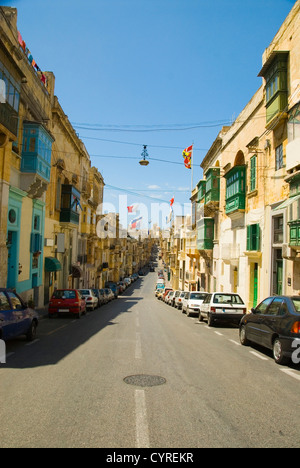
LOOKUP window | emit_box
[275,144,284,170]
[273,216,283,244]
[267,298,283,316]
[256,297,273,314]
[0,291,10,311]
[250,155,257,191]
[7,292,22,310]
[288,104,300,142]
[247,224,260,251]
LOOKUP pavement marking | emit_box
[25,339,40,346]
[135,389,150,448]
[280,368,300,381]
[47,324,68,335]
[135,332,142,360]
[229,339,241,346]
[214,331,223,336]
[249,351,269,361]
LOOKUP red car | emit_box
[48,289,86,318]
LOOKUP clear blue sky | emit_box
[2,0,297,228]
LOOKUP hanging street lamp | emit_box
[139,145,149,166]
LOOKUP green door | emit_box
[253,263,258,307]
[276,260,283,295]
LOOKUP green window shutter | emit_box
[247,225,251,250]
[247,224,260,251]
[250,156,257,191]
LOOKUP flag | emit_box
[170,197,174,206]
[127,204,139,213]
[182,145,193,169]
[131,216,142,229]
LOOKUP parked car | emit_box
[182,291,208,316]
[48,289,86,319]
[174,291,185,309]
[104,288,114,301]
[117,281,126,294]
[162,288,173,302]
[0,288,39,341]
[92,288,106,307]
[99,288,110,304]
[78,289,98,311]
[240,296,300,365]
[171,290,181,307]
[165,291,175,305]
[124,277,132,287]
[199,292,246,326]
[105,282,118,298]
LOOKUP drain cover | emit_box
[123,374,166,387]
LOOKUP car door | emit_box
[246,297,273,344]
[200,294,211,318]
[6,291,29,336]
[0,291,13,340]
[259,297,284,349]
[182,292,190,312]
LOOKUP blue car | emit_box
[0,288,39,341]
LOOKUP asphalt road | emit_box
[1,273,300,448]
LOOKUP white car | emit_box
[78,289,98,311]
[182,291,208,316]
[171,290,181,307]
[166,291,175,305]
[124,277,132,287]
[199,292,246,326]
[174,291,185,309]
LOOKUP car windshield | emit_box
[213,294,244,304]
[79,290,90,295]
[190,293,207,300]
[53,290,76,299]
[292,299,300,313]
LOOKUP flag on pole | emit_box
[170,197,174,206]
[182,145,193,169]
[127,204,139,213]
[131,216,143,229]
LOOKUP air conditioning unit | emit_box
[282,243,296,259]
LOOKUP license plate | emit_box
[58,309,69,312]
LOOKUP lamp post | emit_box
[139,145,149,166]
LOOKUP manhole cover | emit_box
[123,374,166,387]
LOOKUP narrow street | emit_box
[1,271,300,448]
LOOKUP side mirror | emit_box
[251,307,256,314]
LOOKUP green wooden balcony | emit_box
[197,218,214,251]
[289,220,300,247]
[205,167,220,207]
[225,166,246,215]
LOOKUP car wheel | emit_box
[273,337,289,365]
[26,320,37,341]
[239,325,249,346]
[207,314,215,327]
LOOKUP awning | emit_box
[274,194,300,211]
[45,257,62,272]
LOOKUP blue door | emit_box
[7,231,18,289]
